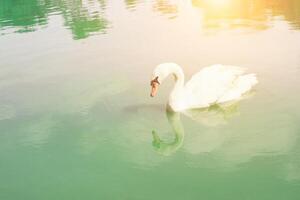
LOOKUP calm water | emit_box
[1,0,300,199]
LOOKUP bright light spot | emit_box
[207,0,231,6]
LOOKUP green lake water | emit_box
[0,0,300,199]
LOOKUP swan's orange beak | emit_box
[150,77,160,97]
[150,83,159,97]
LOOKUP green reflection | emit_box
[152,106,184,156]
[0,0,300,38]
[124,0,139,9]
[0,0,108,39]
[60,0,108,40]
[152,101,240,156]
[0,0,49,33]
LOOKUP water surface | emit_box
[1,0,300,199]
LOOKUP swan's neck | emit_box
[168,65,185,110]
[170,66,185,97]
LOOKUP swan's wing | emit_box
[184,64,245,107]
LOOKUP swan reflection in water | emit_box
[152,100,240,156]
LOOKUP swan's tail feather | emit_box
[240,73,258,89]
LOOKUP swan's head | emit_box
[150,63,175,97]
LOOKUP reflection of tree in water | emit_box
[152,0,178,18]
[0,0,108,39]
[271,0,300,29]
[123,0,178,17]
[57,0,108,40]
[0,0,299,38]
[192,0,300,30]
[0,0,49,33]
[124,0,139,9]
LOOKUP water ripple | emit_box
[0,0,300,38]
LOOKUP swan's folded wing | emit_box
[184,64,245,107]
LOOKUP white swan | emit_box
[150,63,258,112]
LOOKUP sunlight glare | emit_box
[208,0,231,6]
